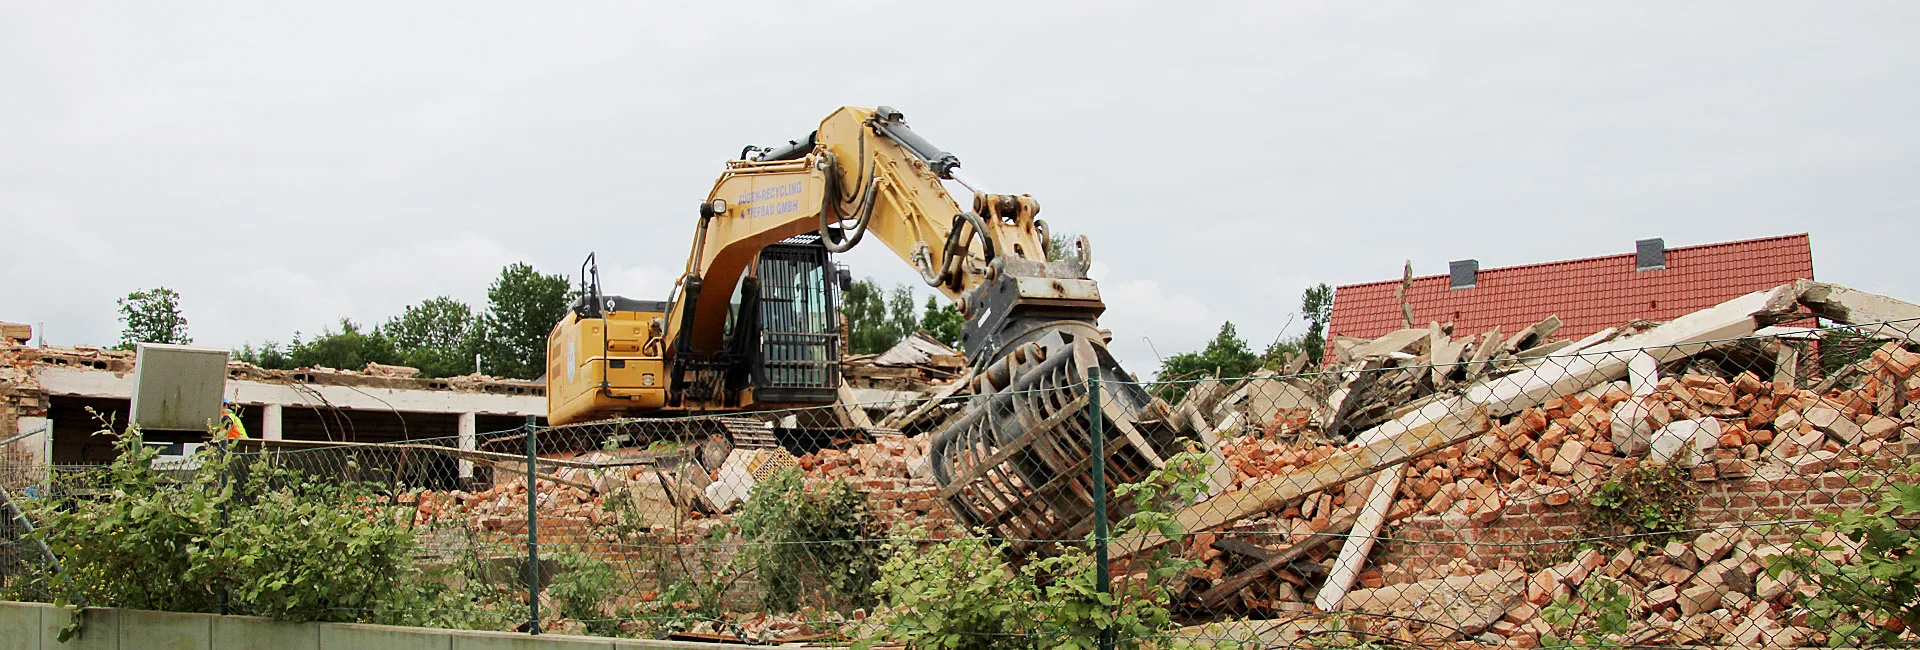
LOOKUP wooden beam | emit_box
[1110,407,1488,559]
[878,369,974,430]
[1198,514,1357,608]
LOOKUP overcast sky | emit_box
[4,2,1917,376]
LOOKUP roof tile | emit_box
[1329,234,1814,341]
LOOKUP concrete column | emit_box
[262,404,284,441]
[458,412,477,480]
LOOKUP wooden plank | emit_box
[878,368,974,430]
[0,322,30,342]
[1198,513,1357,608]
[1110,407,1488,559]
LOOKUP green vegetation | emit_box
[860,445,1221,650]
[230,262,572,379]
[475,262,573,380]
[1769,476,1920,646]
[921,295,964,349]
[734,467,886,612]
[9,425,512,640]
[1542,578,1633,649]
[1582,461,1700,550]
[1300,283,1333,366]
[115,287,191,349]
[841,278,920,355]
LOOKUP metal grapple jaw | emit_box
[928,329,1225,557]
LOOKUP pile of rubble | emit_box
[795,433,959,533]
[1153,279,1920,647]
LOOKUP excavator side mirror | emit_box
[836,265,853,292]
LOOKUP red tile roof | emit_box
[1328,234,1814,343]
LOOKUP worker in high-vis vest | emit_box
[217,402,248,439]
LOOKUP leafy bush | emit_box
[546,548,621,636]
[733,467,885,612]
[1582,461,1699,550]
[1769,478,1920,646]
[1541,577,1633,649]
[20,427,501,638]
[862,444,1221,650]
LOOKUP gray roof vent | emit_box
[1636,238,1667,271]
[1449,259,1479,289]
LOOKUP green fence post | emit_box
[525,414,541,635]
[217,437,232,616]
[1088,370,1112,650]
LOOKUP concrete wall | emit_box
[0,602,727,650]
[35,367,545,418]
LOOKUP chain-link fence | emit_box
[3,318,1920,648]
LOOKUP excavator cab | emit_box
[547,240,842,425]
[743,235,841,403]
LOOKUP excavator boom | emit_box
[547,106,1215,550]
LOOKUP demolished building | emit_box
[8,274,1920,647]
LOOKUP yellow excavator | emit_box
[545,106,1206,546]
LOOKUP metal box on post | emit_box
[129,343,231,432]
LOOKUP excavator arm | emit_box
[672,106,1088,360]
[555,106,1217,551]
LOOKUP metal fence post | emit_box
[217,437,233,616]
[524,414,541,635]
[1088,370,1112,650]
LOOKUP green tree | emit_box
[1300,283,1334,365]
[234,341,292,369]
[840,278,920,354]
[478,263,572,379]
[1045,232,1075,261]
[920,296,964,349]
[1262,335,1304,370]
[286,319,398,370]
[383,296,479,377]
[1158,321,1262,385]
[115,287,190,350]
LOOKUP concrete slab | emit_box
[211,615,319,650]
[43,606,116,650]
[117,609,210,650]
[317,622,452,650]
[0,602,48,650]
[449,630,612,650]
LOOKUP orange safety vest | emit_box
[219,410,248,439]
